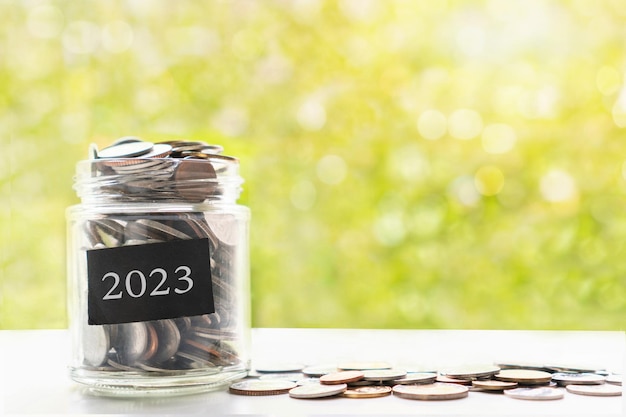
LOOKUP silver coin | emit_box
[302,365,339,377]
[113,322,148,365]
[440,364,501,380]
[363,369,407,381]
[82,323,110,367]
[552,372,606,386]
[229,379,297,396]
[606,374,622,386]
[504,387,564,400]
[259,373,305,382]
[289,383,347,399]
[566,384,622,397]
[394,372,438,385]
[98,141,154,158]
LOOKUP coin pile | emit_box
[77,138,246,374]
[84,137,238,203]
[229,361,622,401]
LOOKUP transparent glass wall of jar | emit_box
[66,140,250,396]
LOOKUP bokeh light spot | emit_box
[417,109,447,140]
[102,21,134,53]
[211,106,249,137]
[474,165,505,196]
[290,180,317,211]
[389,144,430,182]
[596,66,622,96]
[540,169,578,203]
[481,123,517,154]
[297,99,327,131]
[373,212,406,246]
[448,109,483,140]
[27,5,64,39]
[316,154,347,185]
[62,21,101,54]
[449,175,480,206]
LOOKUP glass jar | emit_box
[66,140,250,396]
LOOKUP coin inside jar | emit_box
[173,159,217,202]
[150,319,181,364]
[98,141,154,158]
[112,322,149,365]
[82,323,110,367]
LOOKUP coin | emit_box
[140,322,159,362]
[113,322,148,365]
[392,383,469,401]
[440,364,500,380]
[472,380,518,391]
[494,361,550,372]
[288,383,347,399]
[545,363,606,374]
[343,386,392,398]
[362,369,407,381]
[393,372,438,385]
[566,384,622,397]
[606,374,622,386]
[552,372,606,386]
[320,371,365,385]
[302,365,338,377]
[503,387,564,400]
[259,373,305,382]
[229,380,297,396]
[436,375,473,385]
[98,141,154,158]
[495,369,553,385]
[151,319,180,364]
[82,323,110,367]
[173,159,217,202]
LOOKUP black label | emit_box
[87,238,214,325]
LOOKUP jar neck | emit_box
[74,158,244,205]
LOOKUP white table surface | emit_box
[1,328,624,416]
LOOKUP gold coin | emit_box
[495,369,552,385]
[472,380,518,391]
[320,370,364,385]
[393,383,469,401]
[343,386,392,398]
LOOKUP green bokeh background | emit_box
[1,0,625,330]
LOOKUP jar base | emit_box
[70,366,248,397]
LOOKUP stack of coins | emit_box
[229,361,622,401]
[77,138,246,375]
